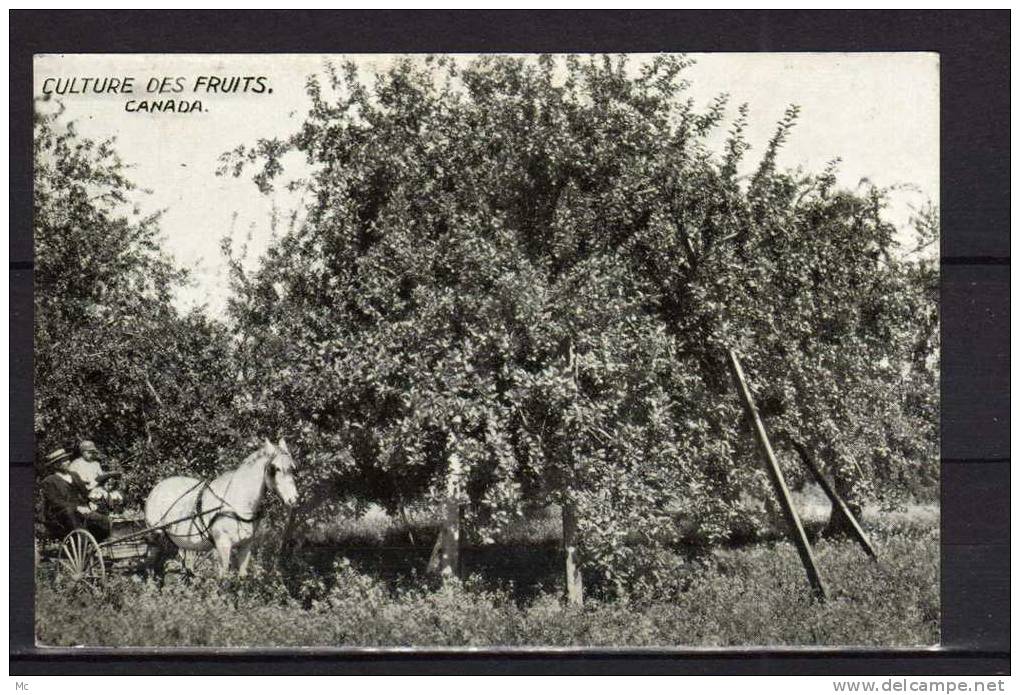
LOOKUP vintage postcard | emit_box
[32,52,939,649]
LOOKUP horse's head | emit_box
[264,438,299,507]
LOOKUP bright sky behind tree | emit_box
[34,53,939,317]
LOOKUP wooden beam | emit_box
[727,348,827,600]
[789,439,878,560]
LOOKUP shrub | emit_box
[36,510,937,647]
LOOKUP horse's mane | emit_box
[239,445,272,471]
[236,440,295,474]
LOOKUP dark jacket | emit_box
[40,473,89,536]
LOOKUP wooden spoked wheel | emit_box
[59,529,106,593]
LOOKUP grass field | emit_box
[36,496,939,648]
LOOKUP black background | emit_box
[9,9,1010,675]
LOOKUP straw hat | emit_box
[45,448,73,468]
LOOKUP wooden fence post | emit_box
[789,439,878,560]
[727,348,827,600]
[562,503,584,606]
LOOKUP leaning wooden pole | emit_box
[789,439,878,560]
[727,348,827,600]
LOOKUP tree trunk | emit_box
[562,340,584,606]
[438,497,461,578]
[398,502,417,546]
[428,448,462,580]
[562,503,583,606]
[277,479,334,568]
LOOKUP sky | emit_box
[34,53,939,317]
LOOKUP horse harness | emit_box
[191,479,264,544]
[151,477,264,544]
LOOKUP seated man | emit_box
[40,447,111,542]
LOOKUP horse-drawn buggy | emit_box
[36,511,215,593]
[37,438,299,592]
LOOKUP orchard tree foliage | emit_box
[223,55,938,583]
[34,106,243,500]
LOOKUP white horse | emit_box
[144,438,299,577]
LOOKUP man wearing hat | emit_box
[68,440,122,510]
[40,447,111,541]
